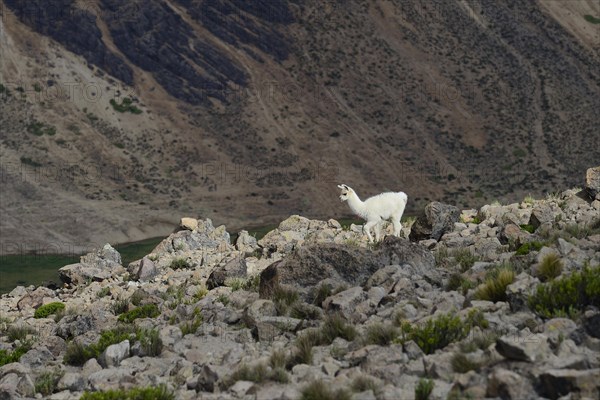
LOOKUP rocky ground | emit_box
[0,168,599,400]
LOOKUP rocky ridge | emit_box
[0,172,599,399]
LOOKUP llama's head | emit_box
[337,184,354,201]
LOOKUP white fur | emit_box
[338,184,408,242]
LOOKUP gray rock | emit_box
[502,224,531,246]
[255,316,302,341]
[410,202,461,241]
[543,318,578,346]
[18,346,54,368]
[506,273,539,312]
[585,166,600,199]
[135,257,158,281]
[59,244,124,284]
[229,380,254,396]
[486,368,535,400]
[100,340,130,367]
[57,372,85,392]
[206,256,246,289]
[196,364,219,392]
[88,368,136,391]
[496,329,551,363]
[236,230,259,255]
[243,299,277,327]
[537,368,600,399]
[323,287,367,319]
[403,340,424,360]
[56,314,95,339]
[583,310,600,339]
[16,286,56,310]
[259,237,435,301]
[152,219,230,254]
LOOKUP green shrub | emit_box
[118,304,160,323]
[225,362,289,387]
[515,241,543,255]
[34,302,65,319]
[64,325,136,366]
[364,323,398,346]
[288,329,321,366]
[584,14,600,24]
[7,324,35,342]
[112,298,129,315]
[535,253,563,282]
[320,314,357,344]
[80,385,173,400]
[446,273,476,294]
[398,313,472,355]
[313,283,332,306]
[454,249,479,272]
[0,344,31,367]
[415,378,434,400]
[301,380,351,400]
[180,309,203,336]
[519,224,535,234]
[451,353,481,373]
[109,98,143,114]
[529,265,600,318]
[97,287,111,298]
[27,121,56,136]
[169,258,190,270]
[473,267,515,302]
[35,369,63,396]
[137,328,162,356]
[269,350,287,369]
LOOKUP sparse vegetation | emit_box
[35,369,63,396]
[398,312,483,355]
[225,361,289,387]
[351,375,381,396]
[97,287,111,298]
[313,283,332,306]
[473,267,515,302]
[64,325,136,366]
[7,324,36,342]
[583,14,600,24]
[169,257,191,270]
[27,120,56,136]
[0,344,32,367]
[20,156,42,167]
[112,297,129,315]
[515,241,544,255]
[520,224,535,233]
[446,273,476,294]
[137,328,162,356]
[110,97,143,114]
[117,303,160,323]
[363,323,398,346]
[535,253,563,282]
[272,286,300,315]
[415,378,434,400]
[455,249,479,272]
[529,265,600,319]
[301,380,351,400]
[34,302,65,319]
[80,385,173,400]
[451,353,481,373]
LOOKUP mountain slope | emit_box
[0,0,598,252]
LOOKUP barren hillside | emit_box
[0,0,598,253]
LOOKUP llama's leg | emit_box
[374,221,382,242]
[392,217,403,237]
[363,220,377,242]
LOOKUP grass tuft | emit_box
[473,267,515,302]
[535,253,563,282]
[301,380,351,400]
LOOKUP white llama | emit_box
[338,184,408,242]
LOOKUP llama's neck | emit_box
[347,192,367,218]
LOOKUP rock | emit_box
[152,219,230,254]
[278,215,311,232]
[583,310,600,339]
[243,299,277,327]
[16,286,56,310]
[543,318,578,346]
[88,368,136,391]
[410,202,461,241]
[229,380,254,396]
[236,230,259,254]
[255,316,302,341]
[206,256,247,289]
[506,273,539,312]
[100,340,130,367]
[82,358,102,376]
[323,287,367,319]
[260,236,435,301]
[529,204,562,229]
[537,368,600,399]
[56,314,95,339]
[57,373,85,392]
[59,244,125,284]
[585,166,600,199]
[196,364,219,392]
[180,217,199,231]
[133,257,158,281]
[487,368,535,400]
[496,329,551,362]
[18,347,54,368]
[502,224,531,246]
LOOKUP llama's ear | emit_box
[337,184,345,189]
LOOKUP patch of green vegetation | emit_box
[512,148,526,158]
[117,303,160,323]
[0,344,32,367]
[27,121,56,136]
[529,265,600,319]
[34,302,65,319]
[446,273,476,294]
[471,216,481,224]
[20,156,42,167]
[64,325,136,366]
[35,369,63,396]
[519,224,535,234]
[225,275,260,292]
[0,83,10,96]
[216,294,230,306]
[290,303,322,320]
[363,323,398,346]
[460,331,498,353]
[515,241,544,256]
[97,287,111,298]
[180,308,203,336]
[535,253,563,282]
[33,83,42,92]
[415,378,434,400]
[110,97,143,114]
[584,14,600,24]
[451,353,481,373]
[112,297,129,315]
[137,328,162,356]
[312,283,332,306]
[225,361,289,387]
[80,385,174,400]
[320,314,357,344]
[455,249,479,272]
[300,380,351,400]
[398,311,485,355]
[169,257,191,270]
[473,267,515,302]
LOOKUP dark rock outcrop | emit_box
[409,202,460,241]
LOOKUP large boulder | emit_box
[206,256,247,289]
[409,202,460,241]
[585,166,600,200]
[259,236,435,301]
[59,244,124,285]
[152,218,230,254]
